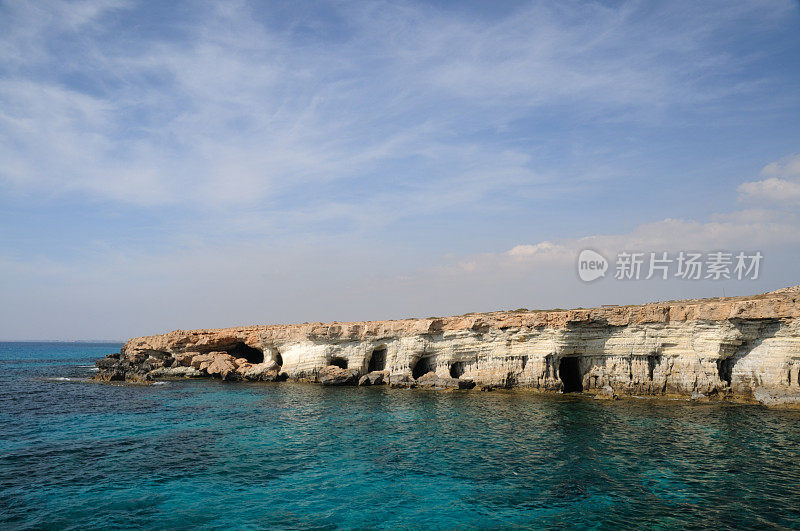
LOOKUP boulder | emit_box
[358,371,387,386]
[318,365,359,386]
[458,377,476,390]
[190,353,218,370]
[206,357,238,380]
[389,373,417,388]
[415,373,473,389]
[416,371,440,388]
[174,351,199,367]
[189,352,238,379]
[96,357,121,370]
[594,385,618,400]
[242,361,281,382]
[94,358,144,382]
[436,377,461,389]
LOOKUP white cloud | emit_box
[507,242,569,259]
[738,154,800,205]
[738,178,800,205]
[449,155,800,276]
[0,0,793,213]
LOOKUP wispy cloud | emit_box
[1,0,799,338]
[1,0,795,214]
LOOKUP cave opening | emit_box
[717,357,733,385]
[273,352,283,367]
[227,342,264,364]
[412,356,435,379]
[647,354,661,380]
[368,347,386,372]
[330,357,348,369]
[559,357,583,393]
[449,361,465,378]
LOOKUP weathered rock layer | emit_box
[95,286,800,405]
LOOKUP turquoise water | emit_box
[2,342,800,529]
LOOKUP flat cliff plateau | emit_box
[96,286,800,406]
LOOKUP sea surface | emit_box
[2,342,800,529]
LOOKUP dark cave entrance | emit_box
[449,361,465,378]
[272,352,283,367]
[717,357,733,385]
[227,342,264,364]
[559,357,583,393]
[412,356,435,379]
[330,357,348,369]
[647,354,661,380]
[368,347,386,372]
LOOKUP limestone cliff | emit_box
[95,286,800,405]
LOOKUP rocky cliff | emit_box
[95,286,800,405]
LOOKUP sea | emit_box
[2,341,800,529]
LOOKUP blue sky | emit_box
[1,0,800,339]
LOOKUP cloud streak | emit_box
[1,0,799,339]
[1,0,795,213]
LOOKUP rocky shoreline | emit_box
[95,286,800,406]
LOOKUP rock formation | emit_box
[95,286,800,406]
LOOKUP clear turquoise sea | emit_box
[2,342,800,530]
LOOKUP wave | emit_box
[43,377,91,383]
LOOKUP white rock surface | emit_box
[100,287,800,405]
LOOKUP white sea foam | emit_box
[44,377,92,383]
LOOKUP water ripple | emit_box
[2,344,800,528]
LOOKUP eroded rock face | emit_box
[358,371,387,386]
[318,365,359,386]
[95,286,800,406]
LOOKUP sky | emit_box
[1,0,800,340]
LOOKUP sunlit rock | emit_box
[95,286,800,406]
